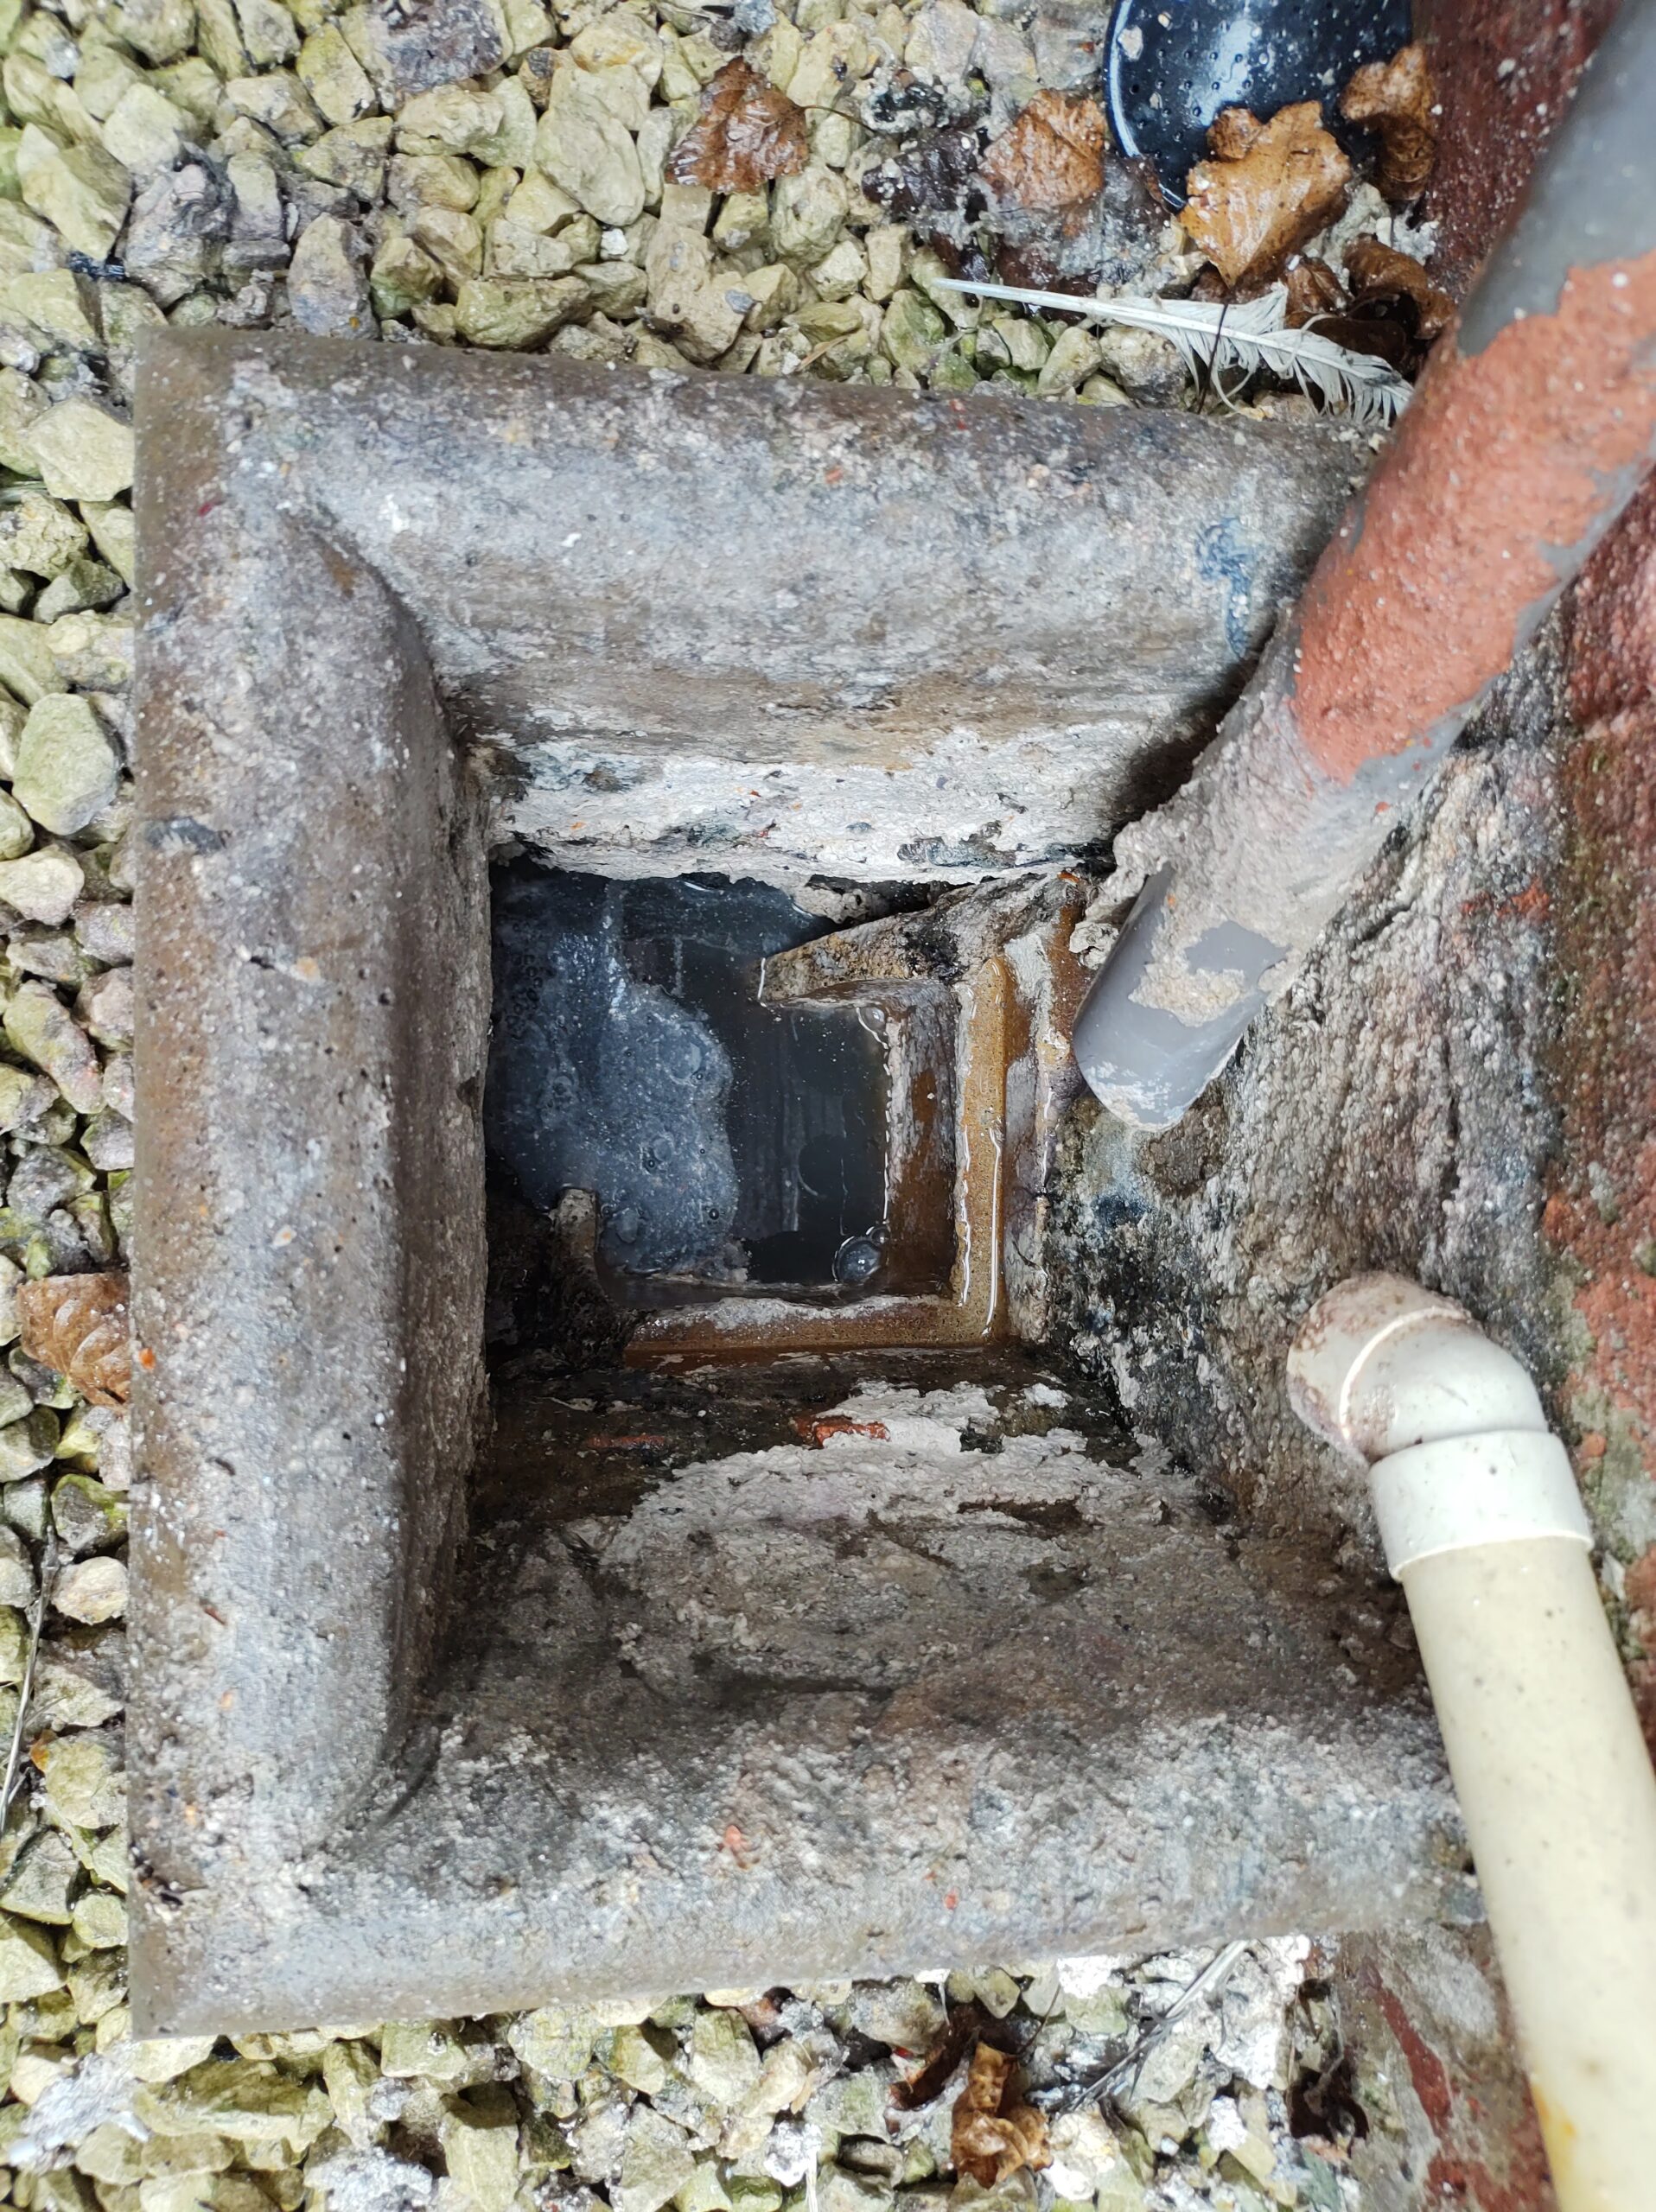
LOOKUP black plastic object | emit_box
[1105,0,1413,207]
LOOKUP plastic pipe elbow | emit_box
[1289,1274,1656,2212]
[1287,1273,1589,1574]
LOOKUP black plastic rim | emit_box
[1105,0,1414,207]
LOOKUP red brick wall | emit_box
[1416,0,1621,294]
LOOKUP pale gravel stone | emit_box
[615,2106,696,2212]
[0,618,65,709]
[1094,322,1189,404]
[371,232,445,318]
[0,787,34,860]
[770,166,847,265]
[439,2088,520,2212]
[298,24,379,127]
[0,847,85,925]
[0,1827,80,1926]
[70,1875,128,1946]
[289,212,373,335]
[47,609,135,690]
[226,68,324,142]
[17,137,132,260]
[14,694,119,834]
[3,977,103,1107]
[25,399,136,505]
[396,82,506,152]
[0,1911,65,1999]
[80,502,137,588]
[0,1523,33,1604]
[0,271,102,355]
[0,1408,60,1480]
[101,1050,136,1120]
[75,964,133,1047]
[53,1554,129,1624]
[454,272,585,346]
[298,116,396,199]
[0,366,52,474]
[0,493,89,581]
[102,83,194,176]
[536,67,646,227]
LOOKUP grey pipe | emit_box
[1073,0,1656,1127]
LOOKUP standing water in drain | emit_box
[487,864,889,1291]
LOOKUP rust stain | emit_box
[1527,2086,1578,2206]
[632,957,1010,1360]
[1292,250,1656,784]
[1567,467,1656,725]
[719,1821,755,1868]
[1377,1983,1454,2132]
[794,1414,891,1446]
[1375,1982,1554,2212]
[1457,879,1551,926]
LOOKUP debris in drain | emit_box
[1103,0,1412,207]
[950,2041,1051,2185]
[487,865,888,1293]
[1345,235,1454,343]
[1341,40,1439,204]
[1182,101,1353,292]
[934,270,1411,423]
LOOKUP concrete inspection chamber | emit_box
[130,332,1466,2033]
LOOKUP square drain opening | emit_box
[481,856,1055,1363]
[131,334,1456,2033]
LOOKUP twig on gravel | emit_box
[2,1528,60,1825]
[1045,1941,1251,2115]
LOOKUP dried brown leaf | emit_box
[950,2043,1050,2188]
[1182,100,1352,292]
[669,59,808,194]
[979,90,1107,218]
[1341,41,1437,203]
[18,1270,130,1408]
[1283,254,1345,327]
[1345,235,1455,343]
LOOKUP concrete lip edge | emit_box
[130,329,1455,2033]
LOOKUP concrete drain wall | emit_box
[129,330,1459,2034]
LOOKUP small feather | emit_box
[933,277,1412,426]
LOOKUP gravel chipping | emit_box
[0,0,1434,2197]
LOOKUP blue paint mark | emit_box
[1196,518,1256,658]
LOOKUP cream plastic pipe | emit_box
[1287,1274,1656,2212]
